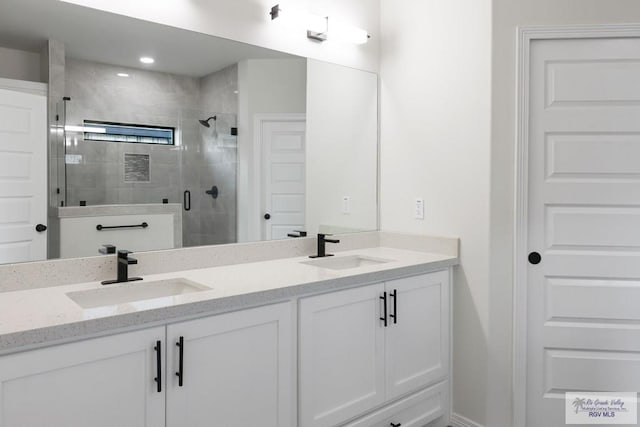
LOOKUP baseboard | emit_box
[450,413,485,427]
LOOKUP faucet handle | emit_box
[99,244,116,255]
[117,249,133,256]
[288,230,308,238]
[318,233,340,244]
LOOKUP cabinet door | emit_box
[0,327,165,427]
[385,271,450,400]
[299,284,386,427]
[166,302,295,427]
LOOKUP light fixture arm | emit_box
[270,3,368,44]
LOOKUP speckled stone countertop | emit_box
[0,246,458,354]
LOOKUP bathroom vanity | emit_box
[0,233,457,427]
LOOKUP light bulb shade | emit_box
[270,3,327,34]
[330,21,369,45]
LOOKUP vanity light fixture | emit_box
[117,73,130,77]
[330,21,370,45]
[139,56,155,64]
[270,4,329,42]
[269,3,369,44]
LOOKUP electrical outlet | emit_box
[414,198,424,220]
[342,196,351,214]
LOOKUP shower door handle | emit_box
[183,190,191,211]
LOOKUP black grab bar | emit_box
[96,222,149,231]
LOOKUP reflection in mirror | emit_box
[0,0,378,265]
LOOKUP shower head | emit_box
[199,116,217,128]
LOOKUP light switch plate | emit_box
[414,198,424,220]
[342,196,351,214]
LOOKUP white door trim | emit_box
[0,77,47,96]
[514,23,640,427]
[252,113,306,240]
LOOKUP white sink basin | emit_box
[67,278,210,309]
[302,255,393,270]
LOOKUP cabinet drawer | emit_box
[342,381,448,427]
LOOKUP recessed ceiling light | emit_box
[139,57,155,64]
[117,73,130,77]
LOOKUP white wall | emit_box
[60,0,380,73]
[0,46,43,82]
[490,2,640,426]
[237,58,307,242]
[306,59,378,235]
[379,0,492,425]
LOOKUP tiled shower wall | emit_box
[184,64,238,246]
[62,58,238,247]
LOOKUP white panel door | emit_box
[0,327,165,427]
[299,283,386,427]
[527,37,640,426]
[0,88,47,263]
[261,119,306,240]
[166,302,295,427]
[385,271,449,400]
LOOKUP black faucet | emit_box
[98,244,116,255]
[310,233,340,258]
[287,230,308,238]
[101,249,143,285]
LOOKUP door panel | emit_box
[166,302,294,427]
[527,37,640,426]
[299,284,386,427]
[0,88,47,263]
[261,119,306,240]
[0,327,165,427]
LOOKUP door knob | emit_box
[264,213,271,220]
[35,224,47,232]
[528,252,541,265]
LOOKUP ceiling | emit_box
[0,0,297,77]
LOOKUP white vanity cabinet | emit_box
[0,327,166,427]
[0,268,451,427]
[0,302,294,427]
[165,301,295,427]
[299,271,450,427]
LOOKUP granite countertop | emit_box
[0,246,457,354]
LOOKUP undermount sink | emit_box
[302,255,393,271]
[67,278,210,309]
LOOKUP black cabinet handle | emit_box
[183,190,191,211]
[264,213,271,220]
[380,292,388,327]
[176,336,184,387]
[154,340,162,393]
[390,423,402,427]
[35,224,47,232]
[389,289,398,324]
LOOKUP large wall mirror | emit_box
[0,0,378,264]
